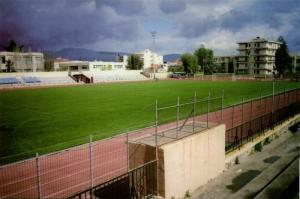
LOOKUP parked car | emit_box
[170,72,188,79]
[170,72,194,79]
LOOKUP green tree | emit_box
[168,65,184,72]
[127,54,143,70]
[275,36,292,75]
[194,45,215,74]
[4,40,24,52]
[180,53,198,74]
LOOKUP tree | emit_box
[127,54,143,70]
[4,40,24,52]
[194,45,215,74]
[275,36,292,75]
[180,53,198,74]
[168,65,184,72]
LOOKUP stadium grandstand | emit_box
[0,70,161,88]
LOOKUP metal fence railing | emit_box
[0,88,299,199]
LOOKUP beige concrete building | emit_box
[0,51,44,72]
[53,59,89,71]
[236,37,282,75]
[135,49,163,70]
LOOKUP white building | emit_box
[135,49,163,70]
[53,59,89,71]
[236,37,282,75]
[0,51,44,72]
[89,55,128,72]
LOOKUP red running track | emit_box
[0,89,299,198]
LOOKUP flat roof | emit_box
[129,122,218,147]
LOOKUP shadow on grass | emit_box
[226,170,261,193]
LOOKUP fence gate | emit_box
[67,160,157,199]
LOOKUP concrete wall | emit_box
[128,143,156,170]
[159,124,225,198]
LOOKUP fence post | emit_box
[126,132,129,171]
[260,90,262,105]
[288,90,290,105]
[176,96,180,138]
[250,99,253,141]
[272,77,275,127]
[89,135,94,199]
[221,89,224,123]
[241,98,244,145]
[284,88,286,106]
[231,103,234,130]
[207,91,211,128]
[35,153,42,199]
[242,98,244,125]
[193,91,196,133]
[155,99,158,147]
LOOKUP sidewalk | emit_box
[191,125,300,199]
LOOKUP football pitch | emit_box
[0,80,299,161]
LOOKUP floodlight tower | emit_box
[150,31,156,50]
[150,31,157,77]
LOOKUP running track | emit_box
[0,89,299,198]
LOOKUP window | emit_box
[93,65,106,70]
[114,65,123,69]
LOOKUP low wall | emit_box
[159,124,225,198]
[128,143,156,170]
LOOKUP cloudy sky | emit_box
[0,0,299,55]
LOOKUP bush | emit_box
[184,190,191,198]
[145,194,155,199]
[168,65,184,72]
[235,156,240,164]
[254,142,263,152]
[263,137,271,145]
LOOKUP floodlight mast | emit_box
[150,31,156,47]
[150,31,157,78]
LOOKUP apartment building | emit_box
[0,51,44,72]
[135,49,163,70]
[290,53,300,73]
[236,37,281,75]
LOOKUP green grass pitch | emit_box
[0,80,299,162]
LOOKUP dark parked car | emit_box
[170,72,188,79]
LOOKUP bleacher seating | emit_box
[23,77,41,83]
[0,77,21,85]
[0,70,157,88]
[89,71,148,82]
[38,76,74,84]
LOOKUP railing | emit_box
[67,160,157,199]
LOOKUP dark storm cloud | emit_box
[220,0,300,31]
[160,0,186,14]
[0,0,140,50]
[177,0,300,37]
[95,0,146,16]
[0,0,299,53]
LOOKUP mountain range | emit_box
[45,48,180,62]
